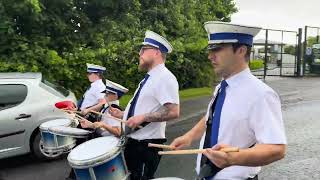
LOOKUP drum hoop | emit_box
[48,127,91,137]
[42,140,76,151]
[68,147,121,169]
[40,119,72,130]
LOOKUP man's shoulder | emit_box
[160,66,178,81]
[247,75,278,98]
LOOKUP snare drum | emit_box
[68,136,129,180]
[48,126,91,153]
[40,119,71,153]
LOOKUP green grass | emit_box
[119,87,212,107]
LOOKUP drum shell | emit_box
[72,152,127,180]
[40,119,74,152]
[40,130,76,152]
[67,136,128,180]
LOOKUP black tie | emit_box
[125,74,150,134]
[198,88,223,179]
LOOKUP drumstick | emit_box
[60,109,81,114]
[158,147,239,155]
[90,110,143,129]
[148,143,175,150]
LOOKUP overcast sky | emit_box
[231,0,320,44]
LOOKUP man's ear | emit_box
[236,45,248,57]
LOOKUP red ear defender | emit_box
[55,101,76,110]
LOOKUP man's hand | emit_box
[81,108,90,116]
[109,106,124,119]
[203,144,234,168]
[126,114,145,129]
[170,134,193,150]
[79,119,94,129]
[93,121,103,129]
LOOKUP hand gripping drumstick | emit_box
[90,110,143,129]
[66,112,107,131]
[158,147,239,155]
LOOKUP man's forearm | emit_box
[87,103,104,112]
[144,103,179,122]
[185,116,206,141]
[229,144,286,167]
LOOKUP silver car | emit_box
[0,73,77,160]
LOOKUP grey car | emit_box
[0,73,77,160]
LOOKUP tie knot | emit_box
[220,80,228,89]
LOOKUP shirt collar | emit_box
[91,79,103,87]
[147,63,165,77]
[224,68,251,88]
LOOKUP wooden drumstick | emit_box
[158,147,239,155]
[148,143,175,150]
[90,110,143,129]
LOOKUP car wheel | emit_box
[31,131,63,161]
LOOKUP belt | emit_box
[247,175,258,180]
[127,137,167,145]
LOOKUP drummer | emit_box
[80,80,128,137]
[77,63,107,118]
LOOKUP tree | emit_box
[0,0,237,98]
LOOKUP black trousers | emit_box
[247,175,258,180]
[124,138,165,180]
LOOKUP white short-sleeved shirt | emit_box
[99,101,121,137]
[80,79,105,110]
[123,63,179,140]
[196,68,287,180]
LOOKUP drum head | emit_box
[68,136,120,168]
[40,119,71,130]
[49,126,91,137]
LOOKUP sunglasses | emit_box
[139,47,158,55]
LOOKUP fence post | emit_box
[264,29,268,80]
[303,26,308,76]
[296,28,302,77]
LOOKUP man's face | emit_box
[87,72,98,82]
[138,46,158,71]
[208,44,237,77]
[105,92,118,102]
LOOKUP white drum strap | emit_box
[89,168,97,180]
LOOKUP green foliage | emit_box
[284,45,296,55]
[120,87,212,107]
[249,59,264,70]
[0,0,237,98]
[307,36,320,47]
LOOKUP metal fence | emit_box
[250,28,303,79]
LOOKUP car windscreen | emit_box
[41,79,69,97]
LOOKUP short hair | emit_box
[161,52,167,61]
[232,44,251,62]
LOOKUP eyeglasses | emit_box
[139,47,157,55]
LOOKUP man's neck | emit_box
[223,64,249,80]
[148,61,164,72]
